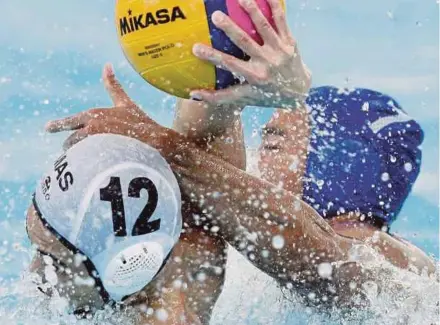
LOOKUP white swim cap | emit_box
[34,134,182,302]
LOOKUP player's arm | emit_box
[45,69,367,308]
[172,99,246,170]
[46,65,342,290]
[160,137,348,273]
[171,88,246,325]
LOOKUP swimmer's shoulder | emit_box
[330,216,436,276]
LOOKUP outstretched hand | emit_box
[46,64,160,150]
[190,0,311,109]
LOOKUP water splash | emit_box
[212,245,439,325]
[0,152,439,324]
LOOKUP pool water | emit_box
[0,152,438,324]
[0,0,439,324]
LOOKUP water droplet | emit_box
[74,253,86,267]
[404,162,413,172]
[293,200,301,211]
[44,266,58,286]
[362,102,370,112]
[196,272,207,282]
[210,226,220,233]
[156,308,169,321]
[272,235,285,250]
[381,172,390,182]
[225,137,234,144]
[0,77,11,84]
[317,262,333,279]
[288,158,299,171]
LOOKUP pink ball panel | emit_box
[226,0,277,45]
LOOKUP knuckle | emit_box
[127,105,143,118]
[260,19,271,31]
[304,68,313,87]
[268,56,283,68]
[238,34,251,47]
[87,119,99,131]
[222,56,236,69]
[281,44,296,59]
[113,81,123,92]
[277,12,287,23]
[87,108,104,119]
[202,47,214,58]
[288,36,298,48]
[253,69,269,84]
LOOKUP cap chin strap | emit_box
[29,194,173,313]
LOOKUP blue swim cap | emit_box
[302,86,423,226]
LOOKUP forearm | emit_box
[165,140,377,308]
[172,99,246,169]
[153,129,346,276]
[173,99,239,138]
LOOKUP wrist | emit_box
[279,85,309,110]
[139,123,195,166]
[281,64,311,109]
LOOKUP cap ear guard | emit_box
[102,241,164,297]
[33,195,175,307]
[31,195,112,305]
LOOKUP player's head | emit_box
[26,134,182,315]
[259,86,423,227]
[259,107,310,193]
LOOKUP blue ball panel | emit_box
[204,0,249,90]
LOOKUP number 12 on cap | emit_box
[100,176,161,237]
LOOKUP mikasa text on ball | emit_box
[115,0,285,99]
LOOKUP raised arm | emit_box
[170,101,341,276]
[170,98,246,324]
[46,65,342,293]
[172,99,246,170]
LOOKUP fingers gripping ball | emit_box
[115,0,285,99]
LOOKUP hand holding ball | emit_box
[115,0,285,99]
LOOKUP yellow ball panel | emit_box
[115,0,215,98]
[141,58,215,99]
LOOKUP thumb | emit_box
[103,63,135,107]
